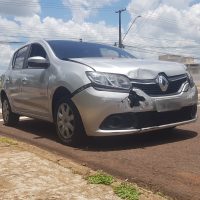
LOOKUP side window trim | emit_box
[23,44,31,69]
[12,45,29,70]
[12,52,17,68]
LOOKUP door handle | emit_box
[5,78,10,83]
[22,77,28,84]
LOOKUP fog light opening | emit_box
[107,116,122,129]
[100,113,139,130]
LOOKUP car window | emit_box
[29,43,47,58]
[47,40,135,59]
[13,46,28,69]
[100,48,120,58]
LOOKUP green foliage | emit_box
[0,137,18,145]
[114,183,140,200]
[87,171,114,185]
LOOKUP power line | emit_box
[0,38,199,60]
[0,0,197,26]
[0,25,199,50]
[0,1,123,11]
[125,45,200,59]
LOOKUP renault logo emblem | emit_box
[157,75,169,92]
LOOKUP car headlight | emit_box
[186,71,195,88]
[86,71,131,91]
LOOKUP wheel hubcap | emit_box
[2,100,9,122]
[57,103,75,139]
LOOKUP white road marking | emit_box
[0,108,30,121]
[0,116,30,122]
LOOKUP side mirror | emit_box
[28,56,50,68]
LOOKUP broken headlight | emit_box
[86,71,131,91]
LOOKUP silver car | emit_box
[1,40,198,145]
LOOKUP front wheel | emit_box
[2,97,19,126]
[54,99,86,146]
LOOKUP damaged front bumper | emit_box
[72,85,198,137]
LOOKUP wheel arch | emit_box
[51,86,71,118]
[1,90,7,103]
[51,86,87,139]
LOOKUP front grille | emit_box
[131,74,188,96]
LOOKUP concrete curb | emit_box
[15,140,93,177]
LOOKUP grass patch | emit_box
[0,137,18,145]
[87,171,114,185]
[114,183,140,200]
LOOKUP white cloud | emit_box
[161,0,194,9]
[0,14,119,70]
[13,15,118,43]
[0,0,40,17]
[128,0,194,13]
[62,0,118,23]
[126,0,200,59]
[0,44,14,72]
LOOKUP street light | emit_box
[122,15,142,42]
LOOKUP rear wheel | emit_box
[54,98,86,146]
[2,97,19,126]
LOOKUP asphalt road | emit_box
[0,108,200,200]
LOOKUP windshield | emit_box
[47,40,135,60]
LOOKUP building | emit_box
[159,54,195,65]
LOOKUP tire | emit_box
[2,97,19,126]
[54,98,86,146]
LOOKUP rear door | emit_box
[6,46,29,110]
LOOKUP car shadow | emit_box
[83,128,198,151]
[16,119,58,141]
[14,118,198,151]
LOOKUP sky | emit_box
[0,0,200,72]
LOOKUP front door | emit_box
[20,43,50,118]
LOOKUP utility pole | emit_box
[115,8,126,48]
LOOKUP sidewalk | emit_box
[0,137,166,200]
[0,139,121,200]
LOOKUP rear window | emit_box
[47,40,135,60]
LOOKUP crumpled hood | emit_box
[73,58,187,79]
